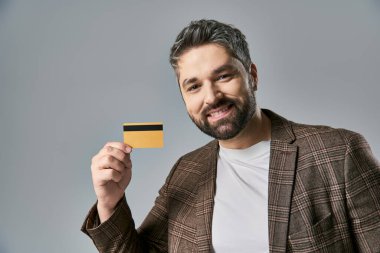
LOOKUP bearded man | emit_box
[82,19,380,253]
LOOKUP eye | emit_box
[187,84,201,92]
[216,74,232,81]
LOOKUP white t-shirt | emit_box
[212,141,270,253]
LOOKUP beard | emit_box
[188,86,257,140]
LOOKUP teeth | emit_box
[210,106,229,117]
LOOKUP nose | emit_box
[204,83,222,105]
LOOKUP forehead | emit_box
[177,44,236,82]
[178,43,231,66]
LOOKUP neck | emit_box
[218,107,271,149]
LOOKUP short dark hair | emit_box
[169,19,252,73]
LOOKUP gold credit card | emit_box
[123,122,163,148]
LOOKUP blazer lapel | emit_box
[264,109,298,253]
[195,140,218,253]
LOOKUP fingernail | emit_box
[125,146,132,153]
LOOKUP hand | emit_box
[90,142,132,222]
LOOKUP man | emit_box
[82,19,380,252]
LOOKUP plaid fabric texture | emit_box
[82,109,380,252]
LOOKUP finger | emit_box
[96,168,122,184]
[104,142,132,154]
[99,146,131,168]
[96,154,127,173]
[95,142,132,166]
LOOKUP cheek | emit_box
[184,95,204,115]
[223,80,247,98]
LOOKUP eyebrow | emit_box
[212,64,236,75]
[182,77,199,88]
[181,63,237,88]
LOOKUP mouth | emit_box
[206,103,234,123]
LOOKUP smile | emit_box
[206,104,233,122]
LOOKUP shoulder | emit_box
[264,109,365,147]
[164,140,218,187]
[289,121,375,162]
[180,140,218,163]
[291,121,365,146]
[172,139,218,174]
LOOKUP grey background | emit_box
[0,0,379,252]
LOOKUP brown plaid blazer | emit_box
[82,110,380,252]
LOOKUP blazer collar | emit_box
[263,109,298,252]
[195,140,218,252]
[263,109,296,144]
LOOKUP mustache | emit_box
[201,98,236,116]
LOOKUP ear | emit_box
[249,63,258,91]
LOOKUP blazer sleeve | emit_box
[81,159,182,253]
[344,132,380,252]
